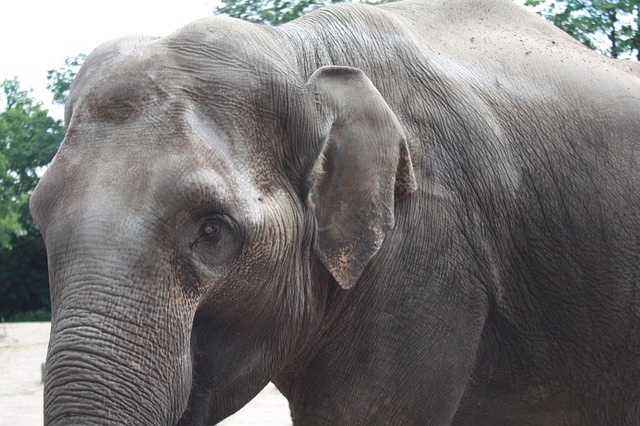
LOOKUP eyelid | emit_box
[205,212,237,230]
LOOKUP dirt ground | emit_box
[0,322,291,425]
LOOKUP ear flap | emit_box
[306,66,416,289]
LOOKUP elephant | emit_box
[30,0,640,424]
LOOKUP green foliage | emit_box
[47,54,86,105]
[525,0,640,59]
[0,78,63,321]
[0,79,63,248]
[215,0,330,25]
[6,308,51,322]
[0,230,50,322]
[0,56,84,321]
[214,0,385,26]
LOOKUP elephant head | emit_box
[31,19,415,425]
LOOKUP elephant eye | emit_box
[199,220,221,239]
[189,219,224,251]
[188,214,241,267]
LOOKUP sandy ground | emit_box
[0,322,291,425]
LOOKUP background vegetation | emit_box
[0,77,64,321]
[525,0,639,60]
[1,0,637,321]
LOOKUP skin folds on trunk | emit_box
[42,211,195,425]
[45,314,190,425]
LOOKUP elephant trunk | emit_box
[44,290,194,425]
[44,315,189,425]
[42,219,196,425]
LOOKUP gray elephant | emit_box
[30,0,640,424]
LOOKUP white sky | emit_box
[1,1,634,120]
[1,0,218,119]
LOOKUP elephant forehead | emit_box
[70,45,198,126]
[59,113,268,221]
[78,60,176,124]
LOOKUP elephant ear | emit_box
[305,66,416,289]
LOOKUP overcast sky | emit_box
[2,0,217,119]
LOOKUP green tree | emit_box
[0,56,83,321]
[0,223,51,322]
[214,0,385,26]
[0,79,64,321]
[525,0,640,60]
[47,54,86,105]
[0,79,63,247]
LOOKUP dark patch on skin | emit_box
[86,82,148,123]
[394,136,418,200]
[170,252,205,300]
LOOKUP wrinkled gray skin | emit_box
[30,0,640,424]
